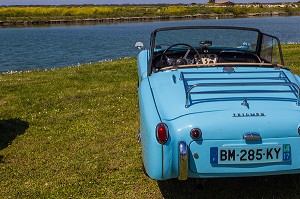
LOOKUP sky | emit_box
[0,0,298,6]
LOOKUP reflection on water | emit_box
[0,16,299,72]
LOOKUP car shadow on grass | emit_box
[0,118,29,152]
[158,174,300,199]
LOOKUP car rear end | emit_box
[151,66,300,180]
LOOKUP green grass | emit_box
[0,58,145,198]
[282,44,300,73]
[0,45,300,198]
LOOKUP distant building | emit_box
[215,0,235,6]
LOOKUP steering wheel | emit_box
[159,43,201,67]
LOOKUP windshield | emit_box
[152,27,259,53]
[148,26,284,75]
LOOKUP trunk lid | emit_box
[149,67,300,139]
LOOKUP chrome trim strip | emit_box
[160,62,287,71]
[178,141,188,180]
[185,82,300,108]
[243,132,261,141]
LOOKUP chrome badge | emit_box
[233,113,266,117]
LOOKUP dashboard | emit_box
[153,50,261,69]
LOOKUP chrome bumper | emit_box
[178,141,188,180]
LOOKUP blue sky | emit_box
[0,0,297,6]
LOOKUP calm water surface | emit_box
[0,16,300,72]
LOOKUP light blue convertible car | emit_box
[136,26,299,180]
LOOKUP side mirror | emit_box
[135,42,144,50]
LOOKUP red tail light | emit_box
[156,123,169,144]
[190,128,202,140]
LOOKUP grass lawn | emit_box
[0,44,300,198]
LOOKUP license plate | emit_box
[210,144,291,165]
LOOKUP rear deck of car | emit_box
[149,66,300,179]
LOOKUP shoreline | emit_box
[1,44,300,74]
[0,12,298,27]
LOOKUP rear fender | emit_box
[139,78,166,180]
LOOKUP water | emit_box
[0,16,300,72]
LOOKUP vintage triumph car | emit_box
[136,26,300,180]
